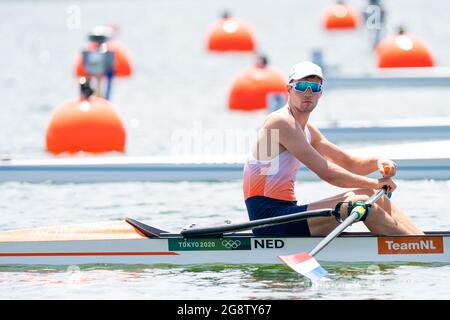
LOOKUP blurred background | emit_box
[1,0,450,300]
[1,0,450,158]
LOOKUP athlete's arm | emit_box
[264,115,395,190]
[307,124,397,177]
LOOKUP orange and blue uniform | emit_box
[243,106,312,236]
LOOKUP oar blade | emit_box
[278,252,327,281]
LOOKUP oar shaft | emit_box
[309,188,386,257]
[181,208,334,238]
[366,187,387,206]
[310,213,357,257]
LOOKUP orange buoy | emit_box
[376,28,434,68]
[75,40,133,77]
[46,97,126,154]
[323,2,361,30]
[228,56,287,111]
[206,12,256,52]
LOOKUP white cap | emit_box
[288,61,325,82]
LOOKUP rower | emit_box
[243,61,424,237]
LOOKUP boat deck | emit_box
[1,219,449,242]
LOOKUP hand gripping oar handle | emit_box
[383,165,393,198]
[309,186,388,257]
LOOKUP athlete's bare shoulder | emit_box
[262,109,295,130]
[307,122,325,138]
[306,122,329,146]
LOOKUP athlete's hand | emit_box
[377,177,397,192]
[377,159,397,178]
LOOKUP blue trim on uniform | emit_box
[245,196,311,236]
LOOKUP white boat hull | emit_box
[0,221,448,265]
[1,157,449,183]
[325,67,450,88]
[2,140,450,183]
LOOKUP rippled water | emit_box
[1,180,449,299]
[1,262,450,300]
[1,0,450,299]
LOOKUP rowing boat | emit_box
[318,117,450,142]
[325,67,450,88]
[1,155,449,183]
[310,47,450,88]
[2,140,450,183]
[0,219,448,266]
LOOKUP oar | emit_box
[181,208,335,238]
[278,186,388,281]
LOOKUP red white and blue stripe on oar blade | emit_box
[278,252,328,281]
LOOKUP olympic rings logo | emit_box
[221,240,241,249]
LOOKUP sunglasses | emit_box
[290,81,322,93]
